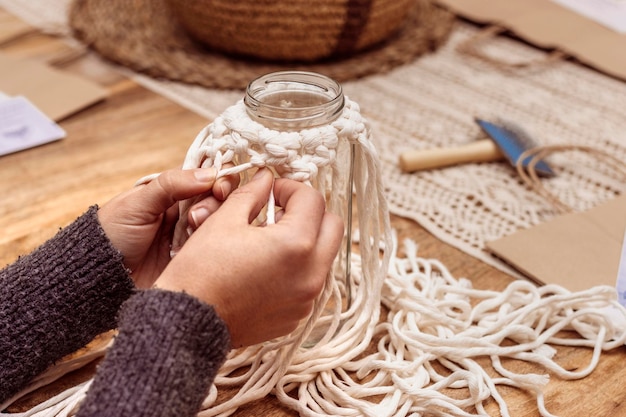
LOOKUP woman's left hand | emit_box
[97,168,238,289]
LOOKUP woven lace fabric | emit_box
[2,0,625,281]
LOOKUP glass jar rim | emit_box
[244,71,345,130]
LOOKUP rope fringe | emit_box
[8,99,626,417]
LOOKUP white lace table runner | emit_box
[3,0,625,278]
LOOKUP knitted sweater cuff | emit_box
[77,289,231,417]
[0,206,135,404]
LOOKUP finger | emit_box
[138,168,217,216]
[212,168,275,224]
[171,191,213,254]
[212,165,240,201]
[271,178,326,235]
[316,212,344,262]
[188,195,224,229]
[273,208,285,223]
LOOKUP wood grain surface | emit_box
[1,8,625,416]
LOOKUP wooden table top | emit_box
[1,8,625,416]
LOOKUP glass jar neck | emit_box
[244,71,345,131]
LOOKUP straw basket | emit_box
[166,0,414,61]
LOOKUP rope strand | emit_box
[9,99,626,417]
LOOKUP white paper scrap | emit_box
[551,0,626,33]
[0,95,66,156]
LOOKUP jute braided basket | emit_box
[69,0,455,89]
[167,0,414,61]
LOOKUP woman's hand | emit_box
[154,168,344,348]
[97,168,238,289]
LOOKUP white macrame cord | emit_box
[5,97,626,417]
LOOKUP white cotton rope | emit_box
[7,98,626,417]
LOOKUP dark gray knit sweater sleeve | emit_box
[76,289,230,417]
[0,206,135,404]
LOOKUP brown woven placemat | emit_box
[68,0,455,90]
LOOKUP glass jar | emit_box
[244,71,355,310]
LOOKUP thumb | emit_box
[137,168,217,216]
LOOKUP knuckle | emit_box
[154,170,175,192]
[298,276,326,304]
[288,234,317,256]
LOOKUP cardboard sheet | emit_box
[0,8,32,44]
[435,0,626,81]
[0,53,107,121]
[487,195,626,292]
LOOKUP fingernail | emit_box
[194,168,216,183]
[219,181,232,198]
[190,207,210,227]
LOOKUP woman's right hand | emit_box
[154,168,344,348]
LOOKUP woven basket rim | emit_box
[68,0,456,90]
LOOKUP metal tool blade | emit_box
[475,118,554,177]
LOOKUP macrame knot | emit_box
[179,98,367,184]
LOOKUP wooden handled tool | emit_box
[399,139,503,172]
[398,119,554,176]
